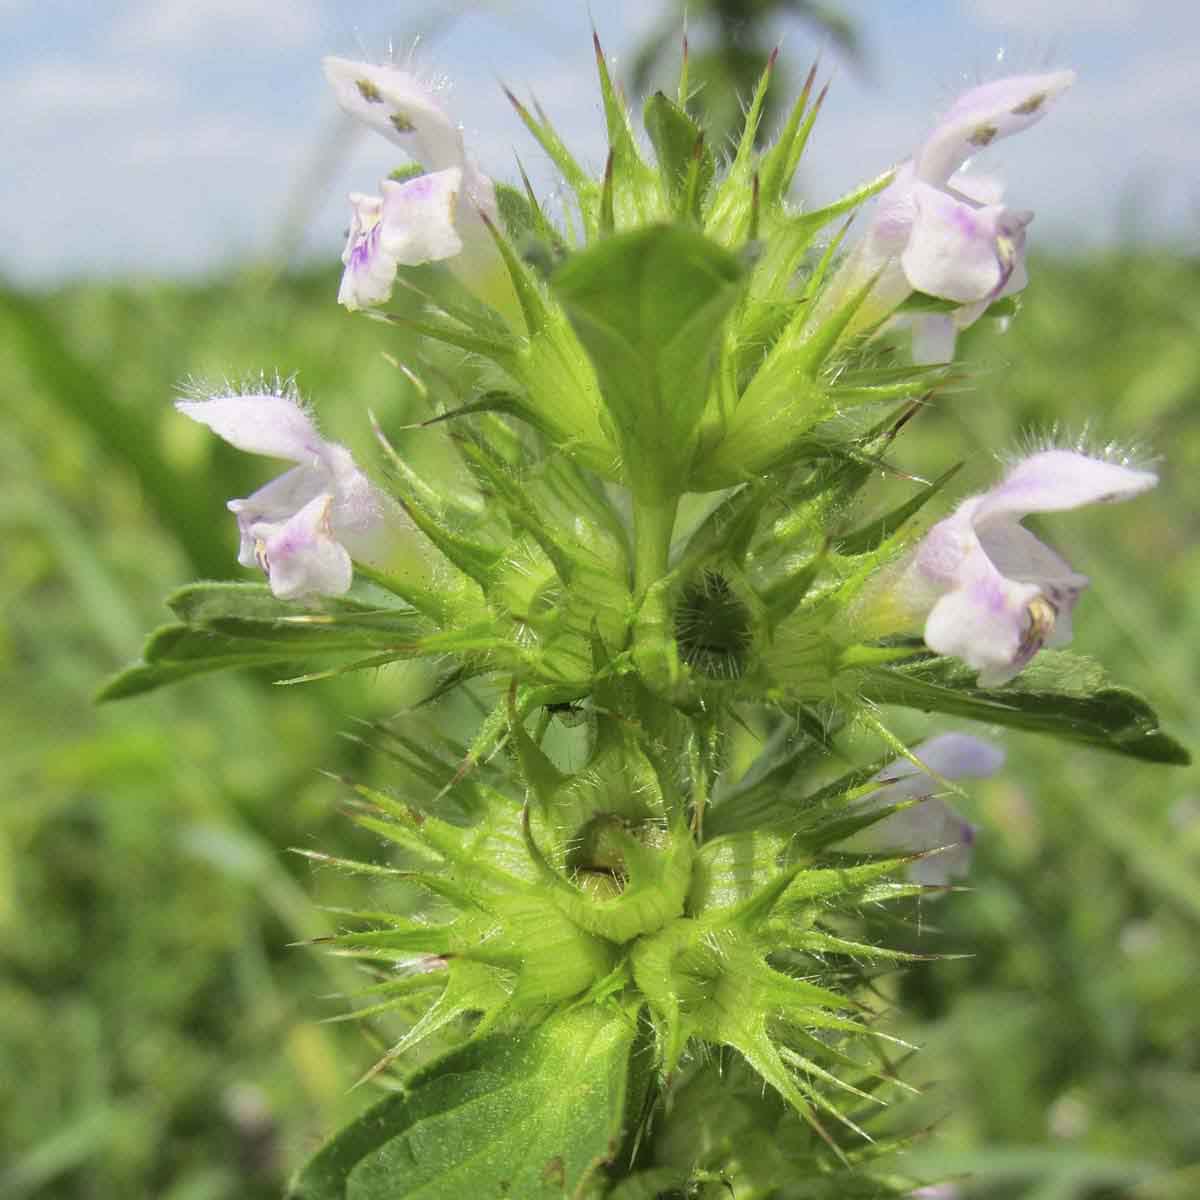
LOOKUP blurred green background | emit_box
[4,7,1200,1199]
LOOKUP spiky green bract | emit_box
[622,1055,929,1200]
[296,672,937,1189]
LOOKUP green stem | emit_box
[632,494,679,597]
[837,643,923,670]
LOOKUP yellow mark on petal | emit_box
[969,123,999,147]
[1018,595,1057,659]
[389,111,416,134]
[355,78,383,103]
[317,496,336,536]
[1012,92,1046,116]
[995,233,1016,269]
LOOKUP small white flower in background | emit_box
[339,171,464,311]
[177,388,401,599]
[847,733,1004,887]
[831,69,1075,362]
[899,450,1157,685]
[323,57,510,314]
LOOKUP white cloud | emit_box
[967,0,1139,33]
[2,60,171,118]
[124,116,296,166]
[115,0,319,50]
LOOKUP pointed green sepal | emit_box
[758,70,828,210]
[502,85,598,235]
[690,271,881,489]
[835,463,964,556]
[644,90,715,219]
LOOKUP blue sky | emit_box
[3,0,1197,283]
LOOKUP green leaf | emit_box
[288,1003,643,1200]
[860,652,1190,765]
[552,225,745,498]
[98,584,429,701]
[168,581,425,638]
[98,628,415,701]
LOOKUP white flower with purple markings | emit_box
[848,733,1004,886]
[323,57,510,313]
[177,387,402,599]
[338,173,464,311]
[898,450,1157,685]
[834,69,1074,361]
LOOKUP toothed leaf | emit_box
[863,652,1190,765]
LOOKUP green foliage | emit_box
[552,226,745,499]
[289,1003,644,1199]
[99,582,431,699]
[860,652,1190,764]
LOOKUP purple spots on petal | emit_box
[402,174,435,199]
[348,221,381,273]
[953,206,980,238]
[967,574,1011,617]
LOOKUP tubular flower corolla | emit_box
[338,172,464,311]
[323,57,510,312]
[833,69,1075,361]
[177,389,402,599]
[897,450,1157,685]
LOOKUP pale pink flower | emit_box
[897,451,1156,684]
[834,70,1074,361]
[177,388,402,599]
[323,58,506,311]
